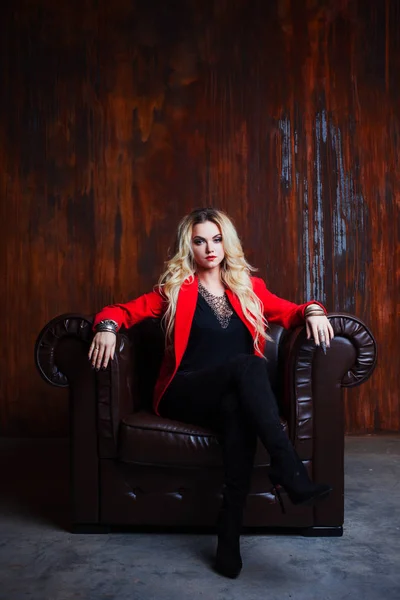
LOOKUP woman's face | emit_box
[191,220,225,271]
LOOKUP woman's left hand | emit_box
[305,315,334,350]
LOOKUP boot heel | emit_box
[272,485,286,514]
[270,465,332,507]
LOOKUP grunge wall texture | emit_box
[0,0,398,435]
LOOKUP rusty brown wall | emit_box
[0,0,398,435]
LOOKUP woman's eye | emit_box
[193,237,222,245]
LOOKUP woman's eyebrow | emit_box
[192,234,222,240]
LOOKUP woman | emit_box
[89,207,334,579]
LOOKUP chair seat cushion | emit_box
[118,410,288,468]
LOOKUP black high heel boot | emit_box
[269,451,332,514]
[214,493,244,578]
[234,357,332,513]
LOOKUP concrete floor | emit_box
[0,436,399,600]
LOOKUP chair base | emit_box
[71,523,343,537]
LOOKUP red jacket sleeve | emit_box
[252,277,327,329]
[92,288,165,332]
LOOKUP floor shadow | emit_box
[197,543,215,567]
[0,438,70,531]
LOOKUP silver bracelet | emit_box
[304,304,325,317]
[95,319,118,334]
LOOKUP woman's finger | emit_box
[306,320,311,339]
[90,346,100,366]
[102,347,111,369]
[311,323,321,345]
[95,346,105,370]
[325,324,332,347]
[88,343,96,360]
[89,334,100,360]
[320,326,329,348]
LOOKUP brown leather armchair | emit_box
[35,313,376,536]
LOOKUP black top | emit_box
[177,293,254,373]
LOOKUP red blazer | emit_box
[93,276,326,415]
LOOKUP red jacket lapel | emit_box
[174,276,198,368]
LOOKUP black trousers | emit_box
[159,354,291,503]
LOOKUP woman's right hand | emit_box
[88,332,116,370]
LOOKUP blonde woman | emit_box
[89,207,334,579]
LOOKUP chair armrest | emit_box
[35,313,135,458]
[35,313,94,387]
[95,331,134,457]
[34,313,99,523]
[280,312,377,443]
[280,312,377,526]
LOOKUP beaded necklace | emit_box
[198,281,233,329]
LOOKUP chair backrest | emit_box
[127,318,288,411]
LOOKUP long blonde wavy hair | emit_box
[157,208,271,355]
